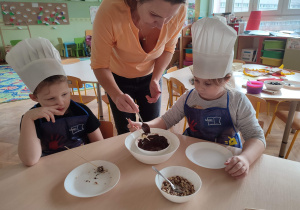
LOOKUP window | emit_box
[290,0,300,9]
[210,0,300,17]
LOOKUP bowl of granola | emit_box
[154,166,202,203]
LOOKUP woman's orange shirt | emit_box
[91,0,186,78]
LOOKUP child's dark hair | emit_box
[33,75,67,96]
[124,0,186,11]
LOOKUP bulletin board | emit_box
[1,2,69,26]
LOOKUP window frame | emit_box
[209,0,300,19]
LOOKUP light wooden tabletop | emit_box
[1,133,300,210]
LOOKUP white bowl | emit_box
[154,166,202,203]
[135,133,170,155]
[264,80,284,91]
[125,128,180,164]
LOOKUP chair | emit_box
[246,94,268,128]
[10,40,22,46]
[101,93,112,122]
[265,101,300,159]
[233,59,246,64]
[85,30,92,37]
[99,120,114,139]
[165,66,178,111]
[168,77,187,132]
[74,37,86,57]
[67,76,97,105]
[58,38,73,57]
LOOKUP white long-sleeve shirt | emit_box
[161,89,266,146]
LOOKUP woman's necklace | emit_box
[139,24,147,41]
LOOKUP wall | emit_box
[0,0,101,59]
[199,0,209,18]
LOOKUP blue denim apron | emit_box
[36,101,89,155]
[183,89,242,148]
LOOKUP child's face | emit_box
[30,81,70,114]
[194,77,226,100]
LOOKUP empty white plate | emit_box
[64,160,120,197]
[185,142,233,169]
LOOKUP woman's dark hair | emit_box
[124,0,186,11]
[33,75,67,96]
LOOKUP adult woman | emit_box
[91,0,186,134]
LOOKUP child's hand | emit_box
[24,106,64,123]
[127,118,142,132]
[224,156,250,179]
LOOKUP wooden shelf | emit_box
[179,24,192,68]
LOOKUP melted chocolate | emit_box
[138,134,169,151]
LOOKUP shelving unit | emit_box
[236,35,288,65]
[179,24,192,68]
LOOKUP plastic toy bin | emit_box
[261,50,284,59]
[263,40,285,50]
[260,57,283,67]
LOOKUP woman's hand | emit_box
[224,155,250,179]
[146,79,161,103]
[114,93,139,113]
[24,106,64,123]
[127,118,142,132]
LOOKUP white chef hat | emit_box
[191,16,237,79]
[5,37,66,93]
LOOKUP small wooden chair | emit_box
[166,66,178,111]
[233,59,246,64]
[101,93,112,122]
[99,121,114,139]
[168,77,187,132]
[246,94,268,128]
[265,101,300,159]
[67,76,97,105]
[58,37,73,57]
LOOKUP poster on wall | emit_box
[1,2,69,26]
[89,6,99,24]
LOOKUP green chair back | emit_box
[74,37,86,57]
[10,40,22,46]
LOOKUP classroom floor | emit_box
[1,78,299,168]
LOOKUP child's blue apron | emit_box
[183,89,242,148]
[36,101,89,155]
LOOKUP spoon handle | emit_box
[152,166,175,190]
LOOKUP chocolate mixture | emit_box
[138,134,169,151]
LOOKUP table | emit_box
[1,133,300,209]
[163,64,300,158]
[63,59,104,120]
[63,42,76,58]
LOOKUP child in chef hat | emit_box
[6,37,103,166]
[128,17,265,179]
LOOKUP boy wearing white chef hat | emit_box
[6,37,103,166]
[128,17,265,179]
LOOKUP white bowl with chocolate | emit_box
[125,128,180,164]
[135,132,170,155]
[154,166,202,203]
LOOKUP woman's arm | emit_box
[87,128,103,142]
[147,51,173,103]
[93,68,139,113]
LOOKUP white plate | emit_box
[64,160,120,197]
[283,80,300,90]
[185,142,233,169]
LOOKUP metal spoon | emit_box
[137,112,150,134]
[152,166,183,194]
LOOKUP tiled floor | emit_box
[1,78,299,168]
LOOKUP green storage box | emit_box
[185,48,192,53]
[263,40,286,50]
[261,50,284,59]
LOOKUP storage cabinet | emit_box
[236,35,288,65]
[179,24,192,68]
